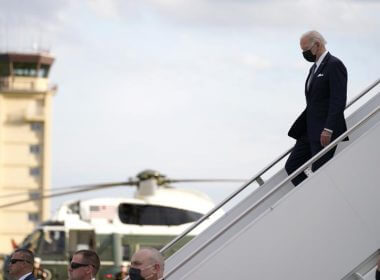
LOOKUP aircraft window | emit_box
[40,231,65,255]
[20,230,42,253]
[122,245,130,261]
[68,201,80,214]
[96,235,113,261]
[118,204,203,226]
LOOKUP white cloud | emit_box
[241,54,272,70]
[0,0,76,52]
[115,0,380,32]
[87,0,122,19]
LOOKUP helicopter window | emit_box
[68,201,80,214]
[118,204,203,226]
[40,231,65,255]
[122,245,130,261]
[20,230,42,253]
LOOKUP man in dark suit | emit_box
[285,30,348,186]
[7,249,36,280]
[68,250,100,280]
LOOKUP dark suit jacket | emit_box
[22,273,37,280]
[288,52,348,142]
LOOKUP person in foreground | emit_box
[285,30,348,186]
[68,250,100,280]
[7,249,36,280]
[376,256,380,280]
[128,247,165,280]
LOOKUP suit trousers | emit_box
[285,135,336,186]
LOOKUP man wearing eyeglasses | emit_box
[68,250,100,280]
[7,249,36,280]
[128,247,165,280]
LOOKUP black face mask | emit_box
[129,267,145,280]
[302,48,316,62]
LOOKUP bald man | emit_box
[7,249,36,280]
[128,248,165,280]
[286,30,348,186]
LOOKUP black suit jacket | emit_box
[288,52,348,142]
[23,273,37,280]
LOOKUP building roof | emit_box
[0,52,54,65]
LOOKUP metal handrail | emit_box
[159,147,291,254]
[346,78,380,109]
[159,78,380,256]
[164,106,380,278]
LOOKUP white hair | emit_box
[301,30,327,46]
[139,247,165,276]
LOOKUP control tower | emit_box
[0,52,56,253]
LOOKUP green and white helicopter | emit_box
[2,170,244,280]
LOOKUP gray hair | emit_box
[140,247,165,275]
[301,30,327,46]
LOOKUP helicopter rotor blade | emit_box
[0,180,138,200]
[0,181,136,209]
[165,179,247,184]
[0,174,247,208]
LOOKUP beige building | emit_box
[0,52,56,254]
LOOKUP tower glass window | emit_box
[28,212,40,223]
[38,64,50,78]
[29,192,40,200]
[0,62,10,77]
[30,144,41,154]
[30,167,41,176]
[30,122,43,132]
[13,62,38,77]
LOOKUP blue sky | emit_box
[1,0,379,214]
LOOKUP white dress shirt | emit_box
[19,272,32,280]
[314,50,328,73]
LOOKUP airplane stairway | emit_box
[161,79,380,280]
